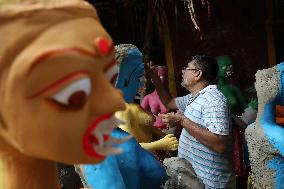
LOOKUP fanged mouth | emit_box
[226,71,233,77]
[83,114,131,159]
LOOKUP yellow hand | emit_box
[158,134,178,151]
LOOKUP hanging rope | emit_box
[183,0,211,32]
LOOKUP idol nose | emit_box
[89,83,126,116]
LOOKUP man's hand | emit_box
[158,112,183,127]
[231,114,247,129]
[144,61,176,110]
[145,61,157,78]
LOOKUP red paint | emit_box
[103,59,116,72]
[276,105,284,126]
[26,70,90,99]
[27,47,96,76]
[96,37,111,56]
[83,114,113,159]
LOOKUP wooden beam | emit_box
[160,9,177,96]
[266,0,276,66]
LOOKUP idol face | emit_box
[217,56,233,78]
[115,47,144,103]
[0,17,126,164]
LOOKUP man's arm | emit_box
[180,117,229,154]
[146,62,177,110]
[159,112,229,154]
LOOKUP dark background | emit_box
[87,0,283,96]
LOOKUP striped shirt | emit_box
[175,85,235,189]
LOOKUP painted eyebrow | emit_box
[27,47,96,76]
[26,70,90,99]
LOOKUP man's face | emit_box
[181,61,200,89]
[1,17,126,164]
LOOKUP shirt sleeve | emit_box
[175,94,192,113]
[203,98,231,135]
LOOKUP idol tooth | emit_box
[92,131,104,147]
[90,115,128,154]
[93,144,122,156]
[98,121,120,135]
[104,135,132,146]
[113,116,125,125]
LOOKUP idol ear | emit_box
[0,115,14,153]
[0,114,9,142]
[0,114,7,130]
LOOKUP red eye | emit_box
[49,78,91,110]
[110,73,118,85]
[49,91,87,110]
[105,62,119,86]
[67,91,87,109]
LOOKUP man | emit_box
[147,55,235,189]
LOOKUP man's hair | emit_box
[190,55,219,84]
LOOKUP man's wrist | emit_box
[180,116,185,126]
[180,115,189,127]
[151,73,160,82]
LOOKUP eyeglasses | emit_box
[183,67,199,72]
